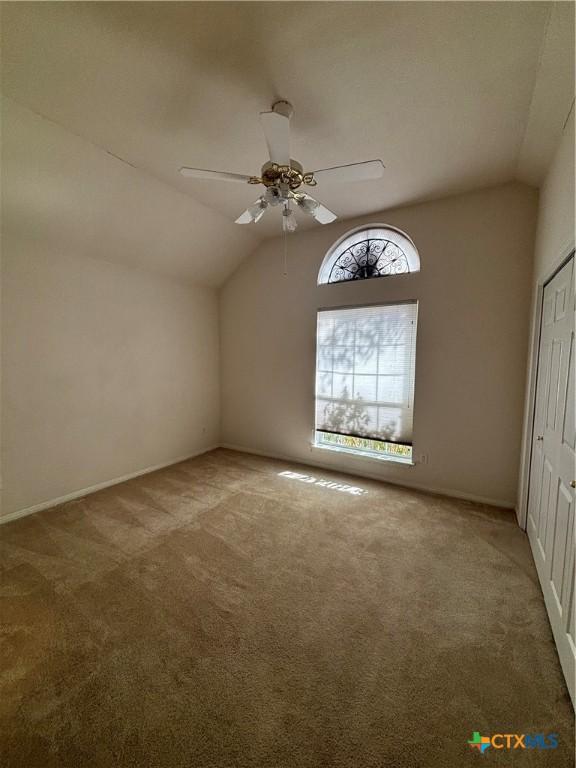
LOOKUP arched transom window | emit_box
[318,225,420,285]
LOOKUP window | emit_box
[315,302,418,463]
[317,225,420,285]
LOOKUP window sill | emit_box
[311,442,415,466]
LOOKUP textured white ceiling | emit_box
[1,1,573,257]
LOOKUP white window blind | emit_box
[315,302,418,462]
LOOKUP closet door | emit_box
[527,254,575,704]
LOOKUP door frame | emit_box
[517,242,575,531]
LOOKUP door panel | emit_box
[546,341,561,429]
[550,482,572,606]
[555,282,568,321]
[537,458,553,558]
[528,340,551,535]
[528,446,544,534]
[563,335,575,449]
[567,547,575,646]
[543,293,555,326]
[527,253,575,705]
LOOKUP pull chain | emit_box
[282,227,288,276]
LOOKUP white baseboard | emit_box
[0,439,515,526]
[0,445,219,526]
[219,442,516,510]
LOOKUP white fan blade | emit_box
[179,167,253,183]
[235,198,267,224]
[260,111,290,166]
[312,159,384,185]
[296,193,338,224]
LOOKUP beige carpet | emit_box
[0,448,573,767]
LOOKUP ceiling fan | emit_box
[179,101,384,233]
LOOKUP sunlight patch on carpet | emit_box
[278,470,367,495]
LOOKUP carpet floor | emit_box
[0,448,573,767]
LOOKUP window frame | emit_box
[317,223,421,286]
[313,300,418,466]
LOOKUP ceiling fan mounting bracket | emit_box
[271,100,294,119]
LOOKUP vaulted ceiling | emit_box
[1,2,574,278]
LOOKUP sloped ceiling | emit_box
[2,98,258,286]
[516,2,575,186]
[1,2,574,280]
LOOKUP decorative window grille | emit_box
[315,302,418,463]
[317,225,420,285]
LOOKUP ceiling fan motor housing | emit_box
[260,159,314,190]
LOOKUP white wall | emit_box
[517,108,575,524]
[1,100,225,519]
[220,183,538,507]
[533,108,575,282]
[1,237,220,518]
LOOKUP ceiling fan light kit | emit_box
[296,195,319,215]
[235,198,268,225]
[179,101,384,233]
[282,203,298,233]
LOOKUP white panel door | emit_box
[527,254,575,704]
